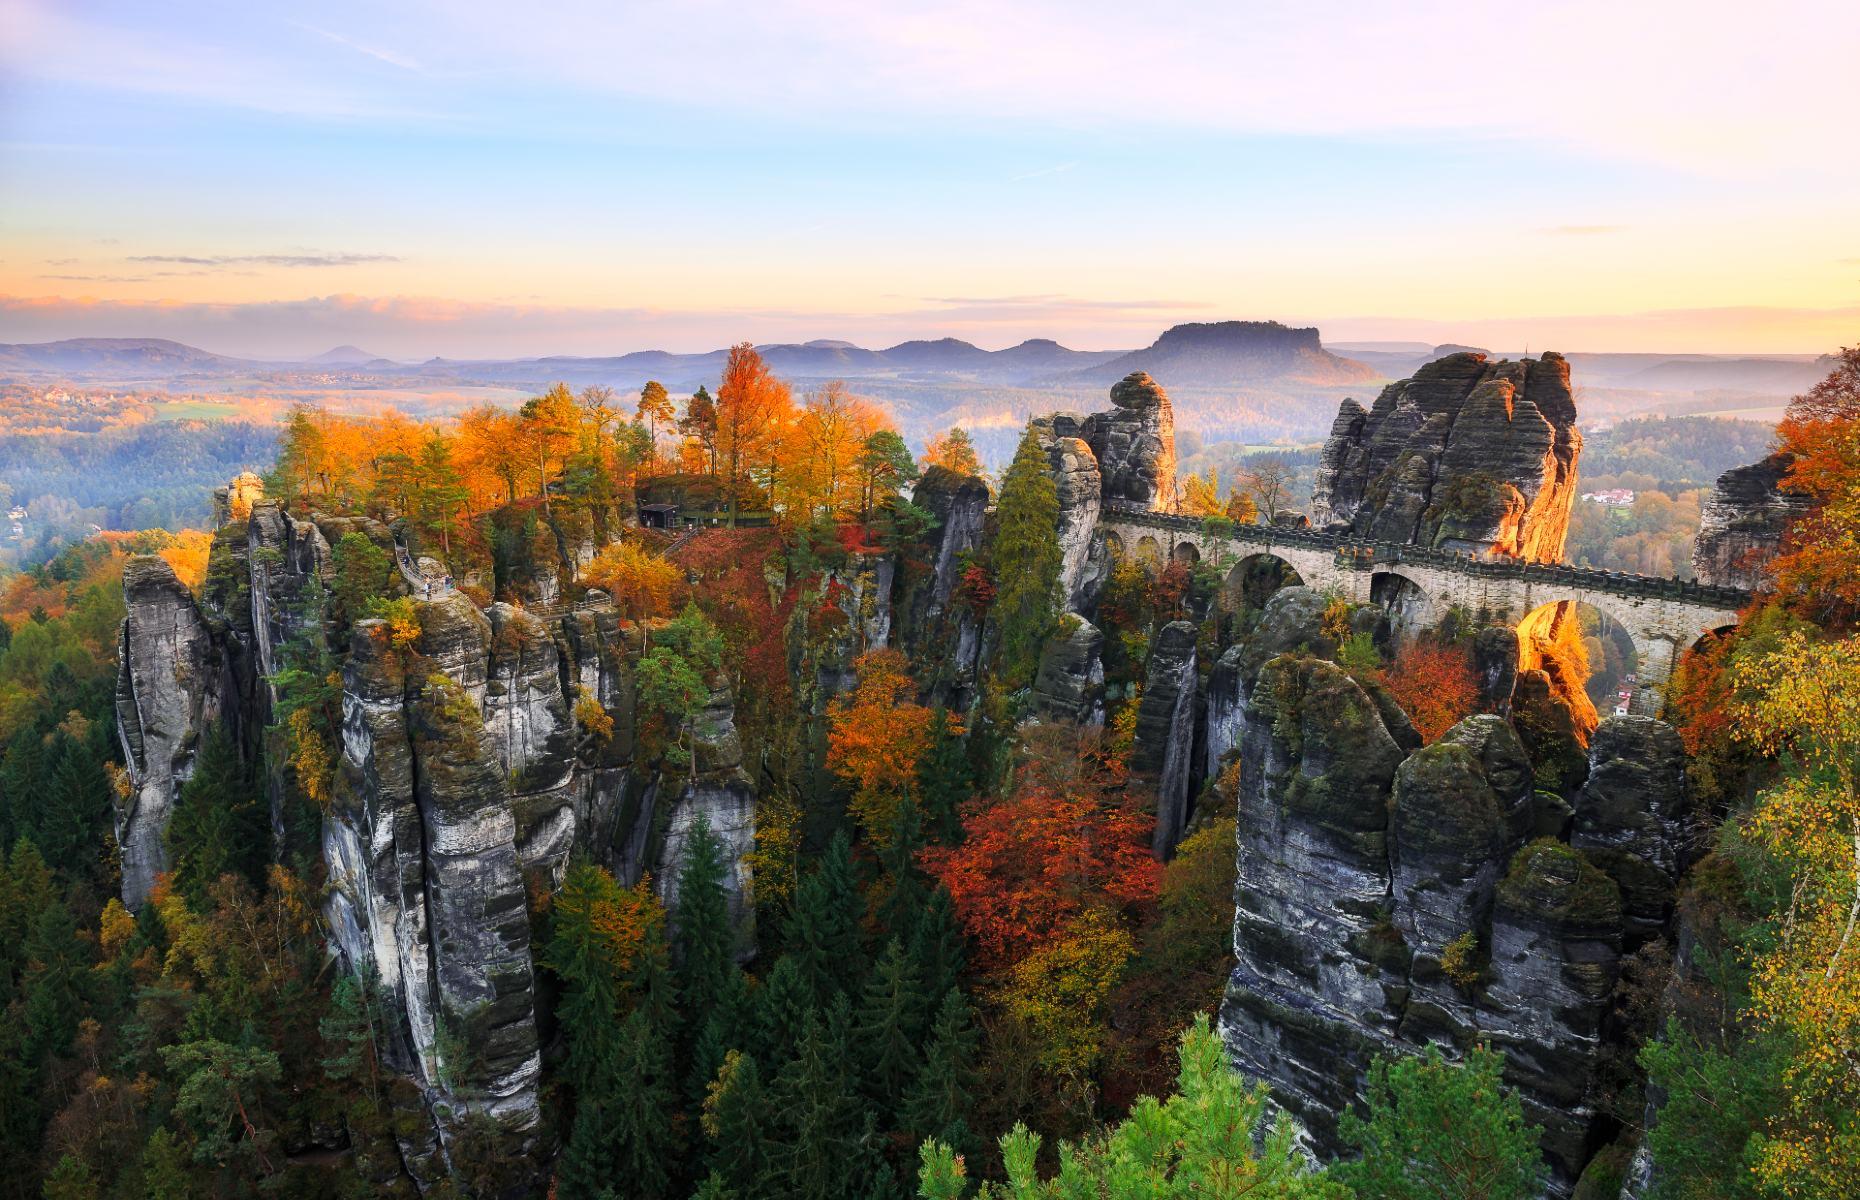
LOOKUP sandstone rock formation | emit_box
[1311,352,1581,561]
[113,555,229,908]
[1570,716,1688,946]
[1691,450,1812,588]
[1082,372,1178,512]
[1031,413,1105,608]
[1131,620,1198,856]
[1030,617,1105,726]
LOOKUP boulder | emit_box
[1030,617,1106,726]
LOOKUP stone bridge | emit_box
[1098,503,1750,714]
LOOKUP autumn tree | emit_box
[1240,456,1297,523]
[1772,346,1860,624]
[1377,638,1480,744]
[716,345,792,525]
[826,648,934,847]
[581,541,682,633]
[519,384,582,506]
[638,380,676,470]
[456,405,529,505]
[681,386,719,475]
[924,428,983,479]
[989,425,1062,687]
[855,430,918,520]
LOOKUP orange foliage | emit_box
[157,529,213,594]
[581,540,681,625]
[1377,638,1481,744]
[923,427,983,478]
[1772,346,1860,625]
[920,766,1160,971]
[826,649,933,844]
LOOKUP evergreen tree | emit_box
[916,708,971,845]
[857,938,924,1117]
[989,425,1061,688]
[165,724,266,907]
[41,733,108,880]
[609,1007,680,1199]
[785,831,866,1007]
[1336,1044,1544,1200]
[907,889,966,1009]
[874,802,928,942]
[902,988,979,1161]
[675,815,737,1035]
[0,735,48,856]
[329,532,391,628]
[703,1050,771,1199]
[764,1005,871,1200]
[318,971,379,1100]
[756,956,813,1076]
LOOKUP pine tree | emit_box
[166,723,266,907]
[675,815,736,1034]
[989,425,1061,687]
[42,733,109,880]
[907,889,966,1009]
[856,938,924,1118]
[703,1050,771,1199]
[756,956,813,1075]
[785,831,867,1007]
[610,1007,681,1199]
[902,988,979,1161]
[764,1004,871,1200]
[874,802,928,942]
[916,708,971,845]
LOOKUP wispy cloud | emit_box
[126,252,401,268]
[294,22,424,72]
[1543,224,1627,236]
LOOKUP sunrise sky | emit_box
[2,0,1857,359]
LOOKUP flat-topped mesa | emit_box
[1311,352,1581,563]
[1691,450,1812,589]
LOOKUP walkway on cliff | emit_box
[393,538,454,600]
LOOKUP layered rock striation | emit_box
[1690,450,1812,589]
[1311,352,1581,561]
[1082,371,1179,513]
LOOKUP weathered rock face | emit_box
[899,467,991,703]
[1131,620,1199,855]
[1030,617,1105,726]
[1571,716,1688,946]
[1218,646,1680,1196]
[1691,451,1811,588]
[1484,840,1624,1191]
[1222,655,1407,1147]
[1031,413,1105,608]
[1311,352,1581,562]
[653,677,757,958]
[1082,372,1179,512]
[113,555,229,909]
[324,624,543,1193]
[482,604,579,877]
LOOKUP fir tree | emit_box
[903,988,979,1161]
[41,733,109,881]
[989,425,1061,688]
[610,1007,681,1199]
[675,815,737,1035]
[764,1004,871,1200]
[875,801,928,941]
[916,708,971,845]
[907,889,966,1009]
[857,938,925,1117]
[166,723,266,907]
[756,956,813,1076]
[703,1050,771,1199]
[785,831,867,1007]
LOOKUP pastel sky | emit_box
[3,0,1857,358]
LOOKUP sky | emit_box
[2,0,1857,359]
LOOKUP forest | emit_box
[0,342,1853,1200]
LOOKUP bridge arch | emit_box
[1172,541,1201,567]
[1134,535,1162,568]
[1225,551,1306,613]
[1101,530,1126,560]
[1369,571,1437,644]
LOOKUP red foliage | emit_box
[1377,639,1481,744]
[954,561,996,615]
[919,778,1160,970]
[670,528,794,712]
[835,521,881,557]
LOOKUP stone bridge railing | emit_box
[1099,502,1751,611]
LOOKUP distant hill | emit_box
[0,337,250,377]
[308,344,387,365]
[1062,321,1376,387]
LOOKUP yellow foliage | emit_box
[1729,632,1860,1193]
[575,685,615,743]
[98,899,135,960]
[991,908,1136,1078]
[746,783,805,911]
[581,541,681,624]
[157,529,213,594]
[285,706,335,810]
